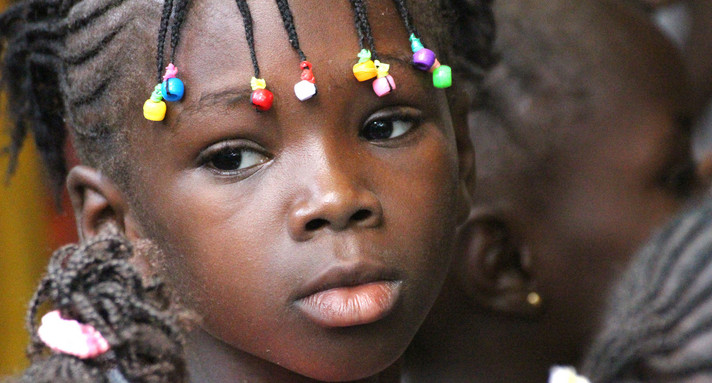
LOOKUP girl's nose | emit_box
[288,166,383,242]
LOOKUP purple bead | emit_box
[412,48,436,71]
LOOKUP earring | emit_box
[527,291,542,308]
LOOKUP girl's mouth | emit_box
[295,280,402,328]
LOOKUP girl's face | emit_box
[123,0,462,380]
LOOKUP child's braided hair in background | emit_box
[581,199,712,382]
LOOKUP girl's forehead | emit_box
[180,0,411,66]
[174,0,415,102]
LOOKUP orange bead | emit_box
[353,60,377,82]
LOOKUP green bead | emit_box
[357,49,372,63]
[432,65,452,88]
[150,84,163,102]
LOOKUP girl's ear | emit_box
[66,165,143,242]
[447,84,476,225]
[451,209,543,318]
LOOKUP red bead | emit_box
[300,61,315,83]
[251,88,274,111]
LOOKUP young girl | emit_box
[0,0,493,381]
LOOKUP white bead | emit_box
[294,80,317,101]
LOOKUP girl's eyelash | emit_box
[197,141,270,177]
[360,107,424,142]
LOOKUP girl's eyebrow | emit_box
[180,87,253,117]
[177,54,412,120]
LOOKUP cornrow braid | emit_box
[143,0,187,122]
[1,0,177,194]
[275,0,316,101]
[581,200,712,382]
[169,0,190,64]
[236,0,273,112]
[235,0,259,78]
[155,0,173,84]
[392,0,452,88]
[392,0,418,39]
[0,0,71,197]
[21,227,189,383]
[349,0,395,97]
[350,0,377,59]
[274,0,306,62]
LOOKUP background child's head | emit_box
[406,0,696,381]
[581,199,712,383]
[1,0,493,380]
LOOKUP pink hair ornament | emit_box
[37,310,110,359]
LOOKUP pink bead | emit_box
[429,59,441,73]
[163,63,178,80]
[372,75,396,97]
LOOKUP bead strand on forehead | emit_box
[236,0,274,111]
[349,0,396,97]
[391,0,452,88]
[275,0,317,101]
[144,0,188,121]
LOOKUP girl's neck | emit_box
[186,328,385,383]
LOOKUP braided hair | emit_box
[0,0,190,196]
[581,199,712,382]
[20,226,189,383]
[0,0,494,193]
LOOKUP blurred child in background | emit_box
[404,0,697,381]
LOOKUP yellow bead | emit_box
[353,60,377,82]
[143,99,166,121]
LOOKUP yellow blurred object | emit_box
[0,0,53,373]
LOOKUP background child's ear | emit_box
[451,209,543,318]
[66,165,142,242]
[447,85,475,224]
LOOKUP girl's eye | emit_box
[202,145,269,174]
[361,109,422,141]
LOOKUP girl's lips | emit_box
[296,280,402,328]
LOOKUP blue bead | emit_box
[161,77,184,102]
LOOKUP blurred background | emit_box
[0,1,78,376]
[0,0,709,379]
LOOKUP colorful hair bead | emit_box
[160,63,185,102]
[409,35,440,73]
[294,60,317,101]
[145,0,189,121]
[392,0,453,89]
[275,0,317,102]
[250,77,274,111]
[350,0,388,93]
[432,65,452,88]
[236,0,274,111]
[353,49,378,81]
[144,84,167,121]
[372,60,395,97]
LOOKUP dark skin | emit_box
[66,0,472,382]
[404,0,695,382]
